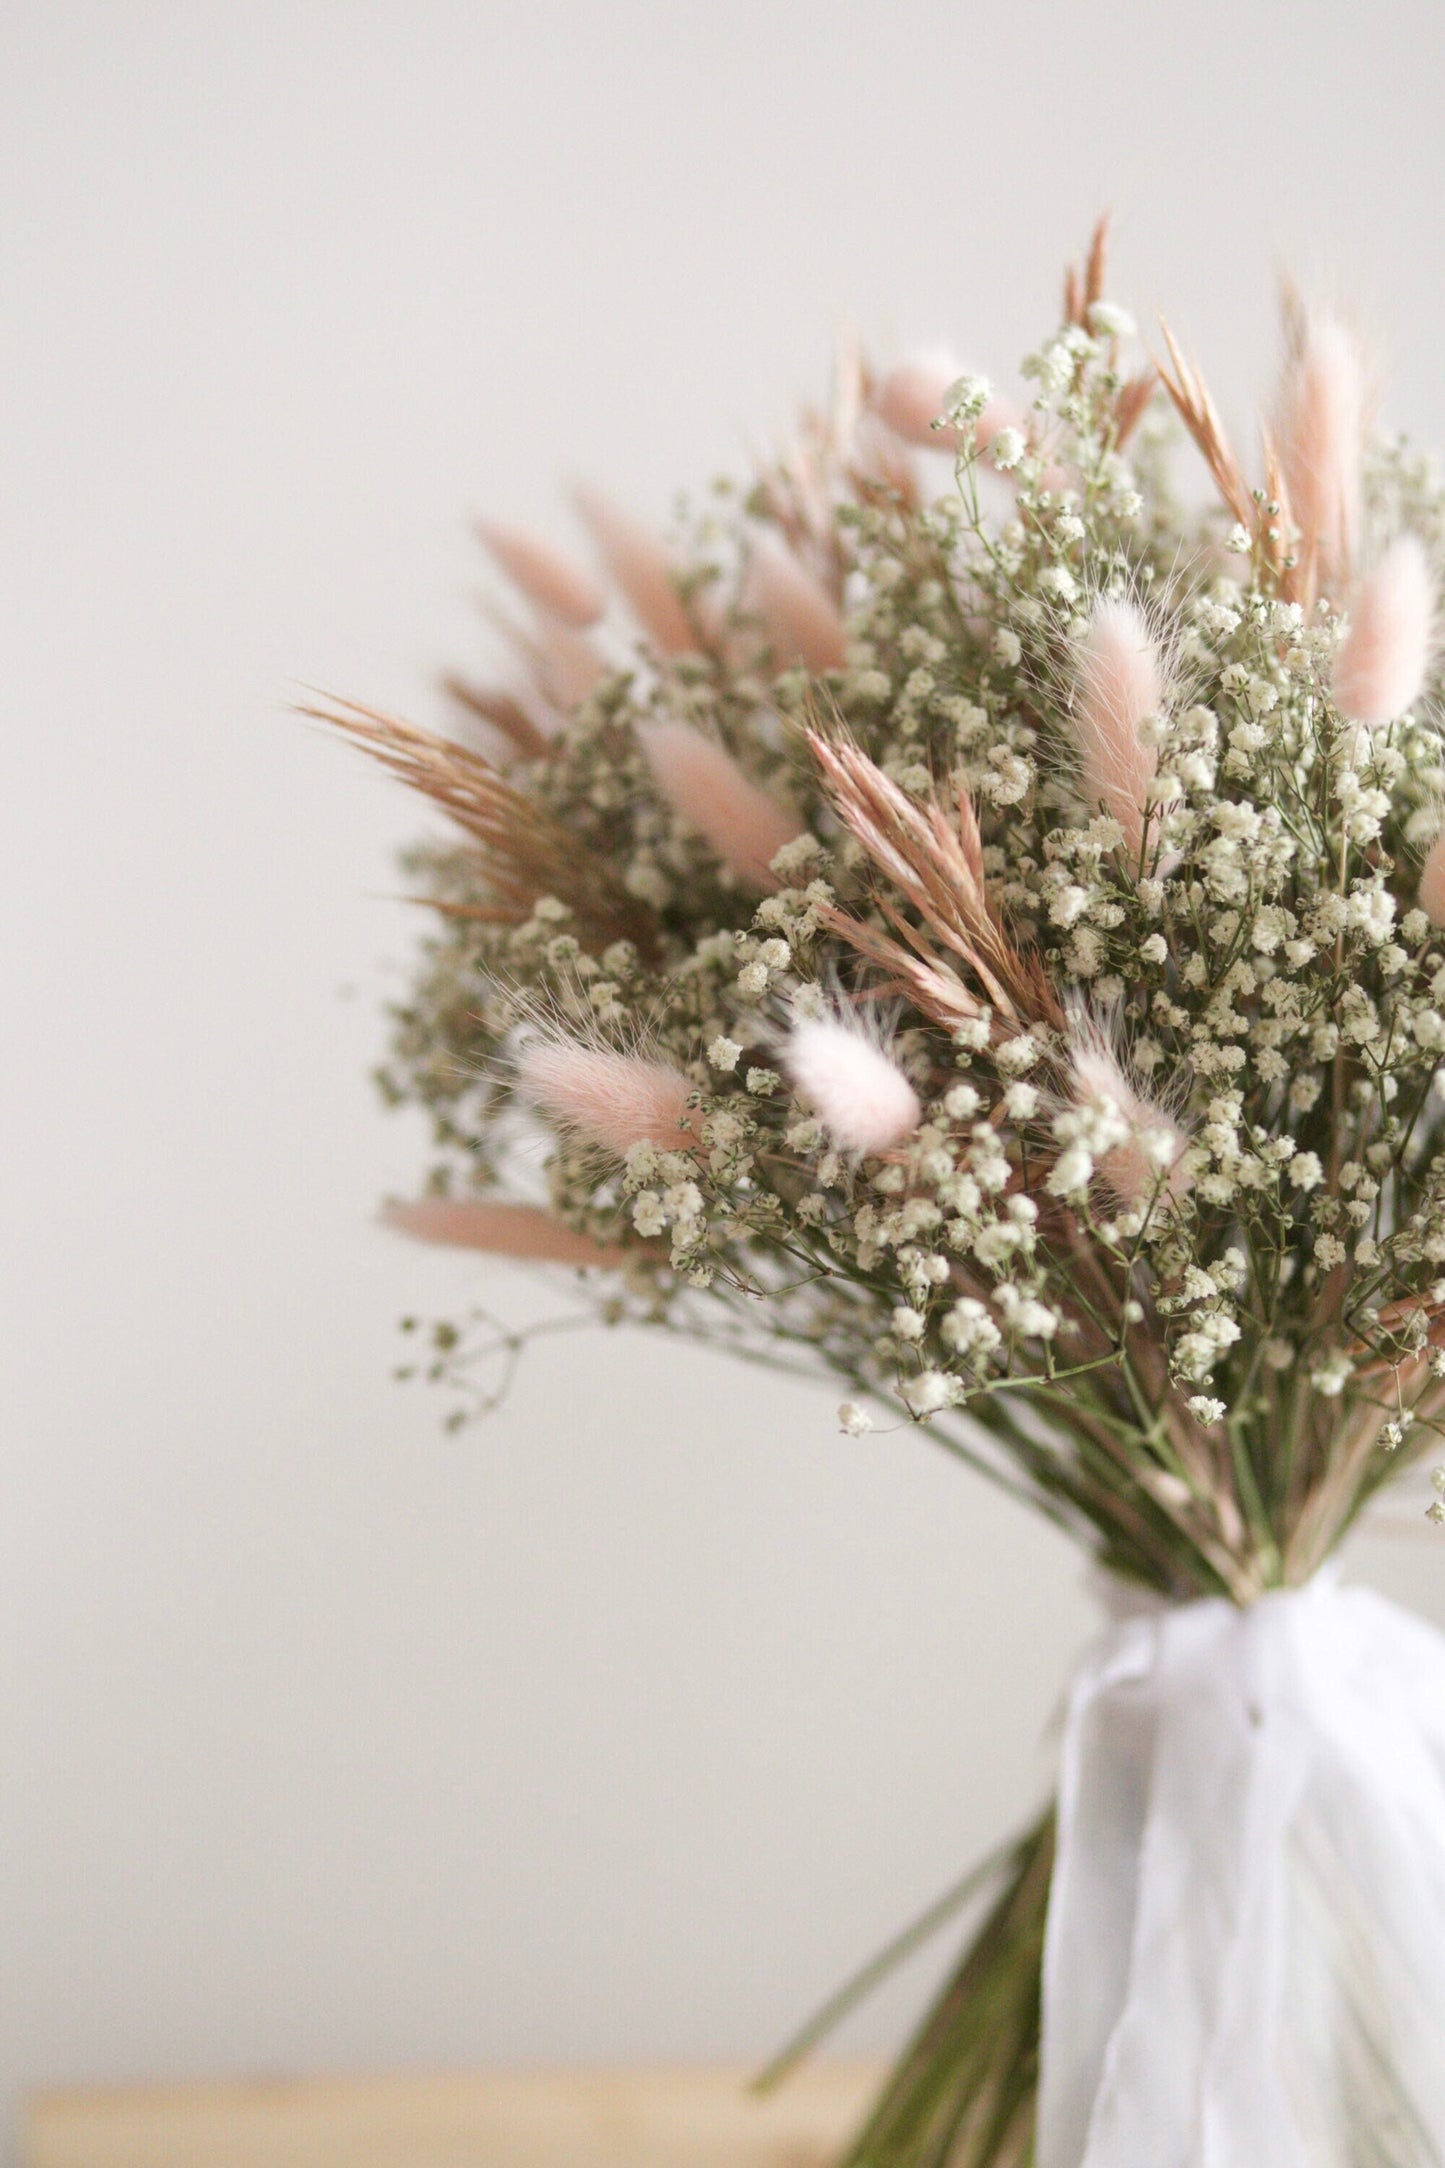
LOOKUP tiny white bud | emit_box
[1087,301,1136,340]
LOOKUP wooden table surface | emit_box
[26,2063,883,2167]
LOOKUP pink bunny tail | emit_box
[1070,1035,1190,1208]
[641,722,805,889]
[571,484,697,655]
[515,1039,695,1156]
[1333,536,1434,725]
[744,533,847,673]
[1277,310,1367,589]
[381,1198,631,1266]
[1075,598,1168,860]
[783,1016,922,1155]
[477,522,606,628]
[1419,825,1445,929]
[873,349,963,446]
[873,349,1023,458]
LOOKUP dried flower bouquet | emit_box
[325,223,1445,2165]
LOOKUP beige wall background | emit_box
[4,2,1445,2159]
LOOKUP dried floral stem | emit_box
[808,728,1062,1028]
[311,696,659,954]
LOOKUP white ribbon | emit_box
[1038,1577,1445,2168]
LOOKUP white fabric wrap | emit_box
[1037,1577,1445,2168]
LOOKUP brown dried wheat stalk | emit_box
[807,729,1062,1032]
[308,696,659,954]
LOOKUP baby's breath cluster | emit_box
[356,229,1445,1600]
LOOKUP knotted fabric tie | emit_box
[1038,1577,1445,2167]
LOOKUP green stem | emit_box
[751,1840,1017,2095]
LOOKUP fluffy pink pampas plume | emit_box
[1070,1029,1189,1208]
[382,1197,631,1266]
[1333,536,1434,725]
[571,484,696,656]
[1277,309,1368,589]
[477,522,606,628]
[641,722,805,889]
[872,348,1023,457]
[1073,597,1171,859]
[516,1038,695,1156]
[783,1014,922,1155]
[743,532,847,673]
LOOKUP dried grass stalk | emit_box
[1112,368,1157,449]
[807,728,1062,1029]
[1063,213,1111,328]
[441,674,550,760]
[1155,324,1301,596]
[310,697,658,953]
[815,901,993,1033]
[1155,323,1256,532]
